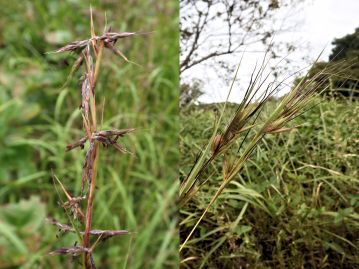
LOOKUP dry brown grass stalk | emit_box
[48,9,141,268]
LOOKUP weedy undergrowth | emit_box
[46,10,144,268]
[179,50,352,260]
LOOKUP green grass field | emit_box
[0,1,178,268]
[180,98,359,268]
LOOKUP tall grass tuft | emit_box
[179,51,353,263]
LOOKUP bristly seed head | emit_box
[50,32,136,54]
[47,10,148,267]
[211,134,223,153]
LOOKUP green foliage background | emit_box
[0,0,178,268]
[180,99,359,268]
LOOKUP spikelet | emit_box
[211,134,223,153]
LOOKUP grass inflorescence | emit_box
[47,9,142,268]
[179,53,359,268]
[0,1,178,268]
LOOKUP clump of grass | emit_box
[180,97,359,268]
[47,9,143,268]
[179,51,352,263]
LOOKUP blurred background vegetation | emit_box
[0,0,178,268]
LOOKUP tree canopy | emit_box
[310,28,359,97]
[180,0,301,74]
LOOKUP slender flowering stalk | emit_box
[48,10,142,268]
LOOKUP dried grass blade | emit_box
[49,246,90,256]
[66,135,88,151]
[81,73,91,120]
[105,42,141,66]
[82,142,96,193]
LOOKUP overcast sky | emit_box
[188,0,359,103]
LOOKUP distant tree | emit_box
[180,80,204,107]
[180,0,303,74]
[330,28,359,61]
[305,28,359,98]
[180,0,306,106]
[330,28,359,94]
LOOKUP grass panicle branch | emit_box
[48,9,141,269]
